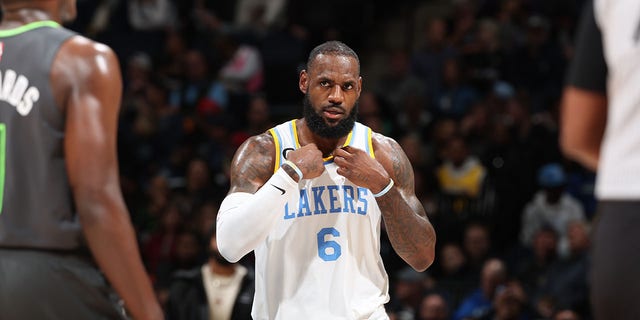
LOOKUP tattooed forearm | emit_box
[378,191,436,270]
[375,136,436,271]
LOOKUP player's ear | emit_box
[299,70,308,94]
[357,76,363,96]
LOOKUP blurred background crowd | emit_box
[67,0,592,319]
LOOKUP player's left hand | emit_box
[333,145,391,193]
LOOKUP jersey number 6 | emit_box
[317,227,342,261]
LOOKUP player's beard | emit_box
[303,93,358,139]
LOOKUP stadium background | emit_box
[66,0,592,319]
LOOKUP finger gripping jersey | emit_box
[253,120,390,320]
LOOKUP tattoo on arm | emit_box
[229,133,276,194]
[376,136,435,265]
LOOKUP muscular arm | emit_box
[560,87,607,171]
[58,37,162,320]
[333,136,436,271]
[373,136,436,271]
[560,1,608,171]
[227,133,277,194]
[216,133,302,262]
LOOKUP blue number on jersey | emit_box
[317,227,341,261]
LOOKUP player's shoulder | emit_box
[371,131,410,167]
[229,132,277,189]
[52,33,120,92]
[371,132,400,152]
[235,132,276,158]
[245,131,275,147]
[60,34,118,63]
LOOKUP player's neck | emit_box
[0,7,58,29]
[296,118,348,158]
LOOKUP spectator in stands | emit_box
[437,135,487,199]
[233,0,288,34]
[418,292,451,320]
[133,174,171,234]
[396,92,432,138]
[123,51,153,111]
[462,19,508,91]
[453,258,508,320]
[411,17,457,100]
[170,49,228,116]
[432,57,478,119]
[376,49,427,111]
[166,227,254,320]
[520,163,586,258]
[218,34,264,95]
[436,135,489,220]
[358,91,395,136]
[400,132,429,169]
[514,226,558,301]
[435,242,475,310]
[230,93,274,148]
[143,202,185,281]
[128,0,176,31]
[191,202,220,245]
[537,221,590,317]
[478,280,529,320]
[389,267,429,320]
[510,14,565,113]
[463,221,493,277]
[175,158,216,216]
[156,230,204,291]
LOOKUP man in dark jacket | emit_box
[166,227,254,320]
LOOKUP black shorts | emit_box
[591,201,640,320]
[0,248,126,320]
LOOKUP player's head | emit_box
[1,0,77,23]
[306,40,360,75]
[299,41,362,138]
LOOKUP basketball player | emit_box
[561,0,640,319]
[216,41,437,319]
[0,0,162,319]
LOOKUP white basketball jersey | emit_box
[251,120,390,320]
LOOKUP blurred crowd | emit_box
[68,0,594,319]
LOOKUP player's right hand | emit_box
[286,143,325,179]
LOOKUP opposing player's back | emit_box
[0,21,80,249]
[0,3,163,318]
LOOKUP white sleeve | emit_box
[216,168,298,262]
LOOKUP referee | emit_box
[562,0,640,319]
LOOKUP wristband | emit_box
[283,160,304,181]
[373,179,394,197]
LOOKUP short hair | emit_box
[306,41,360,74]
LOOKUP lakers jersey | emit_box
[252,120,390,320]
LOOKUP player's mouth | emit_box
[322,106,345,121]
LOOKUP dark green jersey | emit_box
[0,21,80,250]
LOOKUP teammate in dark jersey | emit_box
[0,0,162,319]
